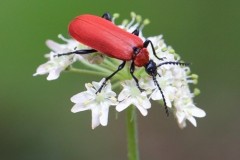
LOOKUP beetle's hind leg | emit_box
[102,12,112,21]
[96,61,126,94]
[55,49,97,57]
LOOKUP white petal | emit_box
[165,96,172,108]
[46,40,64,52]
[132,99,149,116]
[118,89,130,101]
[47,69,61,80]
[104,80,111,91]
[116,98,132,112]
[164,86,177,101]
[134,104,148,116]
[100,106,109,126]
[142,97,151,109]
[92,78,105,91]
[190,107,206,117]
[187,116,197,127]
[70,92,92,103]
[150,89,162,100]
[178,121,187,129]
[91,108,100,129]
[33,64,50,76]
[92,81,101,90]
[71,104,91,113]
[175,111,185,124]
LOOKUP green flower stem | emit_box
[69,67,109,76]
[102,58,119,70]
[80,59,114,74]
[126,106,140,160]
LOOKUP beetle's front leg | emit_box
[96,61,126,93]
[130,61,145,92]
[102,12,112,21]
[143,40,165,61]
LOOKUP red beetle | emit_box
[58,13,188,115]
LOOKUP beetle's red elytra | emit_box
[57,13,189,116]
[69,14,149,67]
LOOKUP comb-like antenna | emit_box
[153,61,189,116]
[152,75,169,116]
[157,61,190,68]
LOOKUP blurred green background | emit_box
[1,0,239,160]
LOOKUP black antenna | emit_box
[152,75,169,116]
[157,61,190,68]
[153,61,190,116]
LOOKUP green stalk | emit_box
[126,106,140,160]
[69,67,109,76]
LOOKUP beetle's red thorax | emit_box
[134,48,149,67]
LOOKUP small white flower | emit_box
[33,34,105,80]
[71,79,118,129]
[33,51,75,80]
[47,34,81,53]
[33,35,81,80]
[175,103,206,128]
[142,76,175,108]
[173,87,206,128]
[116,80,151,116]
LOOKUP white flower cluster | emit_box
[34,12,206,129]
[33,35,81,80]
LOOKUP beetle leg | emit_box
[96,61,126,93]
[130,61,145,92]
[132,29,139,36]
[56,49,97,57]
[143,40,165,61]
[102,12,112,21]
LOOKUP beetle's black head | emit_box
[145,60,157,76]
